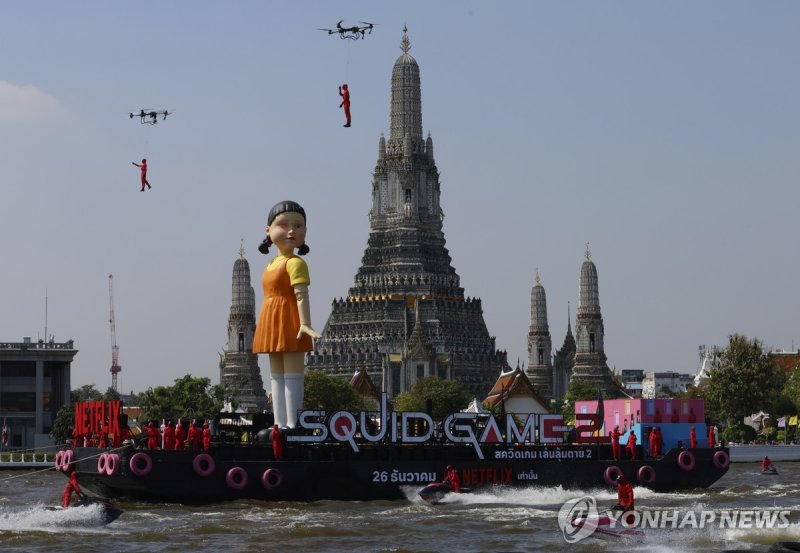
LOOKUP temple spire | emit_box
[307,32,509,400]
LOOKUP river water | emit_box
[1,461,799,553]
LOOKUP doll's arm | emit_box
[294,285,321,340]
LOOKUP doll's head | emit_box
[258,200,310,255]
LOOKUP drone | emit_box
[129,109,173,125]
[317,20,377,40]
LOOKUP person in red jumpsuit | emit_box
[202,422,211,452]
[762,456,774,472]
[648,427,657,457]
[163,421,175,451]
[626,430,637,460]
[146,421,159,450]
[72,426,80,448]
[708,425,716,448]
[187,420,199,450]
[98,423,108,448]
[272,424,283,461]
[610,426,622,460]
[119,425,131,446]
[613,474,635,525]
[62,471,85,508]
[132,158,152,191]
[689,426,698,449]
[443,464,460,493]
[339,84,351,127]
[174,420,186,450]
[655,427,664,456]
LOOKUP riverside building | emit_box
[0,337,76,447]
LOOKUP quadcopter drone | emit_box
[318,20,377,40]
[129,109,173,125]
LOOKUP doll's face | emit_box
[268,211,307,254]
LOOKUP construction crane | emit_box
[108,274,122,392]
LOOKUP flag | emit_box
[790,416,798,427]
[595,387,605,436]
[1,418,8,447]
[778,417,786,428]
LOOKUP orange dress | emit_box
[253,255,313,353]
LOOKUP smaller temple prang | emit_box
[220,246,267,412]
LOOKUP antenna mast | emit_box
[108,274,122,392]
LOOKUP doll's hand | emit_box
[297,325,321,340]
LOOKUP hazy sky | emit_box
[1,2,798,395]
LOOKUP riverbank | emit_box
[729,444,800,462]
[0,451,55,470]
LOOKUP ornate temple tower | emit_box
[219,244,268,412]
[571,245,617,394]
[552,304,576,399]
[307,28,509,399]
[526,270,554,401]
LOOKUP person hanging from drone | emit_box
[339,84,351,127]
[132,159,151,191]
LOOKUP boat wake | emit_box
[0,502,118,531]
[404,483,684,508]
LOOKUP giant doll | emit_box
[253,201,321,428]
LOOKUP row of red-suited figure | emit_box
[72,419,212,451]
[609,424,716,460]
[72,425,130,448]
[142,420,211,452]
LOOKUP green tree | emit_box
[304,370,368,412]
[393,376,471,420]
[720,423,757,444]
[49,384,106,445]
[73,384,103,401]
[562,379,598,415]
[137,375,227,422]
[706,334,785,427]
[783,365,800,413]
[770,394,797,418]
[50,405,74,445]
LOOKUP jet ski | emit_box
[570,513,646,542]
[45,496,123,525]
[417,482,471,504]
[418,482,451,504]
[762,466,778,475]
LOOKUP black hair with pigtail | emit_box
[258,200,310,255]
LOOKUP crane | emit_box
[109,274,122,392]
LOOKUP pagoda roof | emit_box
[350,367,380,400]
[483,367,549,412]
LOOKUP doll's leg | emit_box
[269,354,287,428]
[283,352,305,429]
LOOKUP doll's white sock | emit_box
[284,373,305,429]
[271,373,287,429]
